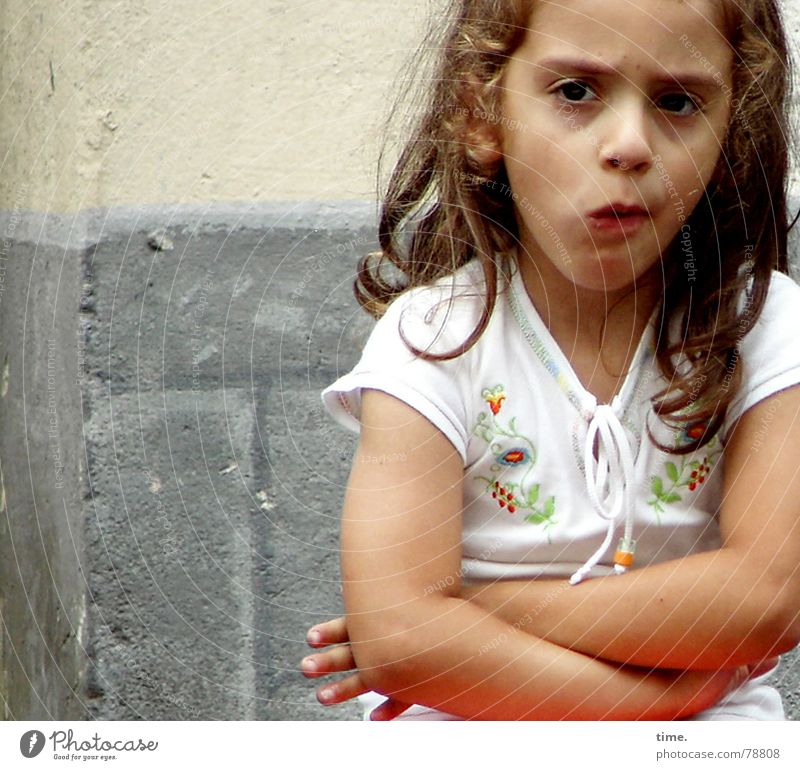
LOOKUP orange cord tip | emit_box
[613,537,636,568]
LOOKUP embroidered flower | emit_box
[678,421,708,446]
[647,438,722,515]
[497,448,530,466]
[473,384,555,530]
[482,385,506,416]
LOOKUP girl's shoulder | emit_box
[323,260,499,462]
[741,270,800,351]
[377,260,499,357]
[723,270,800,436]
[753,270,800,325]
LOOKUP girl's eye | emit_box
[554,80,597,103]
[656,93,701,117]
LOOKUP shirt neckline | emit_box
[506,264,656,420]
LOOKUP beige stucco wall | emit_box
[1,1,799,212]
[0,0,430,212]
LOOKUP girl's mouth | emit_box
[587,203,650,236]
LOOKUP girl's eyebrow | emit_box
[535,56,722,89]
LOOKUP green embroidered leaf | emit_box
[527,484,540,506]
[665,462,679,483]
[544,497,556,518]
[525,512,550,525]
[651,476,663,495]
[663,493,682,503]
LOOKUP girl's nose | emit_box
[598,101,654,173]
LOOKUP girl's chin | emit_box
[559,259,662,295]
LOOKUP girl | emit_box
[302,0,800,720]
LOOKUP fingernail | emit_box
[318,687,334,703]
[307,630,321,645]
[301,657,318,673]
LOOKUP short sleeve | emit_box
[723,271,800,439]
[321,271,486,464]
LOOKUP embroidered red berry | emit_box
[508,505,516,513]
[689,482,697,491]
[492,492,497,498]
[691,471,698,479]
[507,493,514,501]
[499,500,506,508]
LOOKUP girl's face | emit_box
[496,0,733,293]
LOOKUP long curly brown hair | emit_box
[355,0,796,452]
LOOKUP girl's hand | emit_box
[302,617,413,720]
[744,657,780,680]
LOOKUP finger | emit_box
[317,672,371,706]
[747,656,780,679]
[301,644,357,678]
[307,616,349,648]
[725,664,751,696]
[369,698,413,721]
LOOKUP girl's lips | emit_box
[587,206,650,235]
[587,212,650,236]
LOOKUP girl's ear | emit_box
[464,120,503,169]
[459,76,504,171]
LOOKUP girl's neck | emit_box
[514,247,662,403]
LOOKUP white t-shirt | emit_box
[323,259,800,720]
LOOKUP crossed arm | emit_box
[302,387,800,719]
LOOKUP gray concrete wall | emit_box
[0,202,377,719]
[79,202,375,719]
[0,208,89,720]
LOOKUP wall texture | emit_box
[1,0,800,721]
[0,0,428,211]
[0,202,379,720]
[0,0,427,720]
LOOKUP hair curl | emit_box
[355,0,797,452]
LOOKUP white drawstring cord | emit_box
[570,402,637,585]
